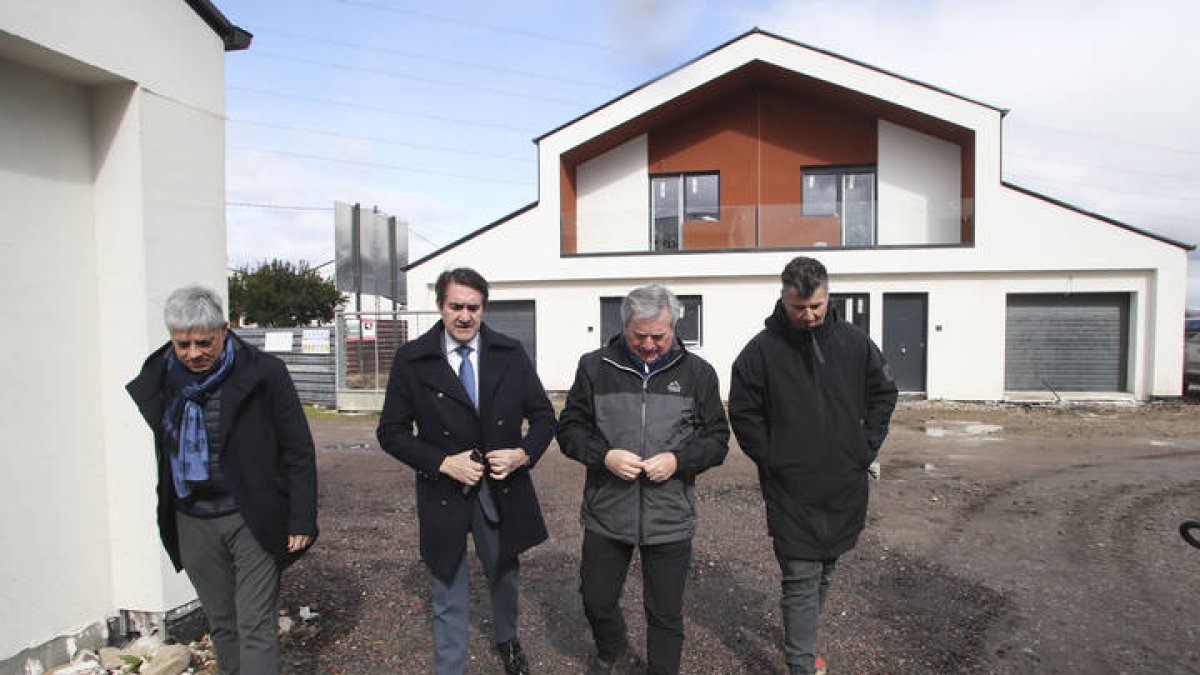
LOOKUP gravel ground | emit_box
[277,397,1200,674]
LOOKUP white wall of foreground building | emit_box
[406,142,1184,403]
[409,260,1175,402]
[0,0,231,667]
[405,182,1184,401]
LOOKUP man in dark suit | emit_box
[377,267,555,675]
[127,285,318,675]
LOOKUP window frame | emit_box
[649,172,720,252]
[801,165,877,246]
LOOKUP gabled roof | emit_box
[406,202,538,271]
[411,27,1190,268]
[184,0,252,51]
[1002,181,1193,251]
[535,27,1006,145]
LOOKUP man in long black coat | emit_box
[729,257,897,675]
[127,285,318,675]
[377,267,555,675]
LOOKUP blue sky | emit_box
[218,0,1200,304]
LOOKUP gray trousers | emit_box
[177,511,281,675]
[430,495,520,675]
[776,556,838,675]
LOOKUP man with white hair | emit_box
[558,284,729,675]
[127,285,318,675]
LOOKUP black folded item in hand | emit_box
[461,449,485,495]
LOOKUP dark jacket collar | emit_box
[765,299,842,341]
[602,332,686,372]
[404,321,520,361]
[764,300,844,368]
[127,330,266,428]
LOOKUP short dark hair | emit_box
[435,267,489,307]
[781,256,828,297]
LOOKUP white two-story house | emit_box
[405,29,1190,402]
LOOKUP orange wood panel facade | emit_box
[559,78,971,253]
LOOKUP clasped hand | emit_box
[604,448,676,483]
[440,448,528,485]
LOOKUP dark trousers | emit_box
[430,494,520,675]
[176,511,281,675]
[579,529,692,675]
[776,555,838,675]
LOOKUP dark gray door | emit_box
[1005,293,1128,392]
[485,300,536,364]
[883,293,927,393]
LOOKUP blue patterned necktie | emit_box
[455,345,477,409]
[456,344,498,522]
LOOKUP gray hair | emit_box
[163,285,227,332]
[621,284,681,327]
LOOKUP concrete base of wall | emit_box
[336,389,385,412]
[0,622,107,675]
[1003,391,1140,405]
[0,601,205,675]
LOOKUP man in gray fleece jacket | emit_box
[558,284,730,675]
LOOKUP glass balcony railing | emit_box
[562,199,974,255]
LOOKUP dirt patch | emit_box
[279,398,1200,673]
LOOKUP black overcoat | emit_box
[126,332,319,571]
[376,322,555,579]
[729,303,897,561]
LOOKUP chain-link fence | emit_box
[335,311,441,410]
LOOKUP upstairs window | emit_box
[802,167,876,246]
[650,173,719,251]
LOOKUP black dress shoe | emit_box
[497,639,530,675]
[584,653,614,675]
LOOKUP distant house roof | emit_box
[184,0,252,51]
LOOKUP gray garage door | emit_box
[1005,293,1129,392]
[486,300,536,364]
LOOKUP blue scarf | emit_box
[162,334,235,499]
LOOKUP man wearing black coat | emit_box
[377,267,555,675]
[127,285,318,675]
[729,257,898,675]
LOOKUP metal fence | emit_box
[335,310,441,411]
[235,327,337,406]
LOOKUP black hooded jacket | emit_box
[729,301,897,560]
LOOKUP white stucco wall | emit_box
[0,0,230,664]
[575,135,648,252]
[408,188,1185,400]
[877,119,962,245]
[0,55,118,662]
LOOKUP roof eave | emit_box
[184,0,253,51]
[404,202,540,271]
[1002,180,1195,251]
[535,27,1007,146]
